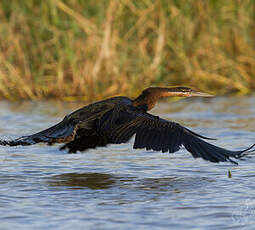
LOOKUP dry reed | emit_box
[0,0,254,100]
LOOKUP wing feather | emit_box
[98,109,254,164]
[0,117,77,146]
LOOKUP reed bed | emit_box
[0,0,254,100]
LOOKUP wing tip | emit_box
[184,127,217,140]
[0,135,36,146]
[244,143,255,153]
[0,139,9,146]
[225,143,255,165]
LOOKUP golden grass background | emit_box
[0,0,254,100]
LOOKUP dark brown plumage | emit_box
[0,87,254,164]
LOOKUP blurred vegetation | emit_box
[0,0,255,100]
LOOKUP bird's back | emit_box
[66,96,133,122]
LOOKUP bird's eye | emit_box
[180,87,191,92]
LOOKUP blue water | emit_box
[0,97,255,230]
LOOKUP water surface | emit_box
[1,97,255,230]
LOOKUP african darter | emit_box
[0,87,254,164]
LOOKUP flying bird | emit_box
[0,87,254,164]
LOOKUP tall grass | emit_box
[0,0,254,100]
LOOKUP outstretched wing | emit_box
[98,109,254,164]
[0,117,78,146]
[0,100,116,151]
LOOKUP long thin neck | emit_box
[133,89,162,111]
[133,87,212,111]
[132,87,191,111]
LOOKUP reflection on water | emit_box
[48,173,116,190]
[1,98,255,229]
[137,176,215,193]
[47,172,214,196]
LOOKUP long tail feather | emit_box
[0,118,77,147]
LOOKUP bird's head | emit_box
[133,86,213,111]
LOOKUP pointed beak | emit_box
[188,90,214,97]
[158,87,214,98]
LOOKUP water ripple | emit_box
[0,98,255,229]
